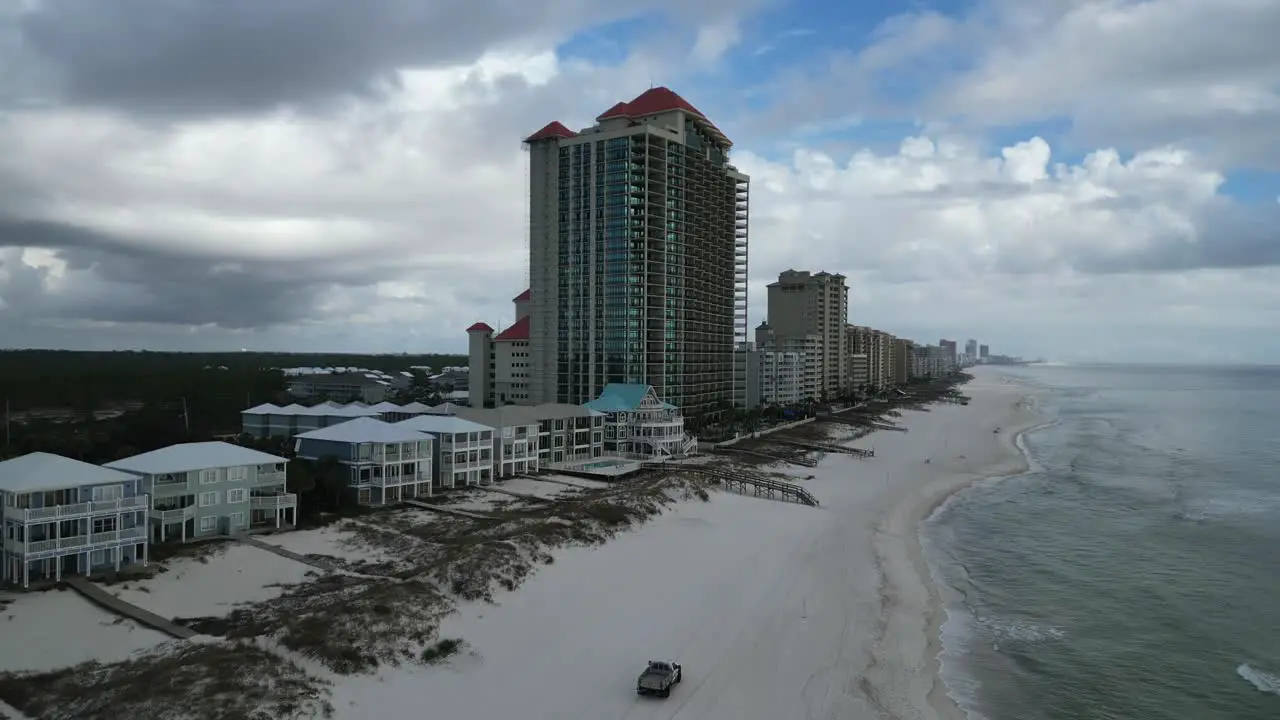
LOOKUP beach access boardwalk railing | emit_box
[709,445,819,468]
[771,438,873,458]
[667,466,819,507]
[817,413,908,433]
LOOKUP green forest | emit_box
[0,350,464,466]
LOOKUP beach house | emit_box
[294,417,434,506]
[584,384,697,460]
[451,405,542,478]
[1,452,150,587]
[395,415,495,488]
[106,442,294,542]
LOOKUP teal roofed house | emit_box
[585,384,697,460]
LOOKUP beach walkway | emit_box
[403,498,492,521]
[65,577,197,640]
[772,438,873,458]
[711,445,819,468]
[237,535,339,573]
[672,466,819,507]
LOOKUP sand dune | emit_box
[329,368,1043,720]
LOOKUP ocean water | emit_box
[923,364,1280,720]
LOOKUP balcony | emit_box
[250,493,299,510]
[254,471,286,485]
[151,505,195,523]
[7,526,148,559]
[16,495,150,523]
[368,473,430,487]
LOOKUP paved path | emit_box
[65,577,197,640]
[403,498,492,520]
[237,536,338,573]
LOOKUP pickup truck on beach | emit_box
[636,660,683,698]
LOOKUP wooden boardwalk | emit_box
[710,445,819,468]
[66,577,197,640]
[668,466,819,507]
[817,414,908,432]
[403,498,492,521]
[772,438,873,458]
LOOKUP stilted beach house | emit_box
[1,452,150,588]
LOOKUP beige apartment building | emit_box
[765,270,848,399]
[522,87,749,418]
[847,324,894,390]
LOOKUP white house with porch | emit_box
[294,417,434,506]
[1,453,150,588]
[106,442,295,543]
[584,383,698,459]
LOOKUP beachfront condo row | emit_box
[1,440,302,586]
[238,383,697,507]
[730,269,961,408]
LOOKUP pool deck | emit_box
[556,457,646,479]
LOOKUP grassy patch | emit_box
[182,576,451,675]
[421,638,465,664]
[0,639,331,720]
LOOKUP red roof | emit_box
[596,101,631,121]
[466,322,494,333]
[494,315,530,342]
[523,121,577,143]
[513,289,531,302]
[594,87,730,146]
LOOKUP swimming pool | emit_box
[578,460,629,470]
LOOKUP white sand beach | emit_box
[329,368,1044,720]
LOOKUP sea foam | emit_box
[1236,663,1280,696]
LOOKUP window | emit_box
[198,491,219,507]
[592,432,602,444]
[91,485,122,502]
[200,470,218,484]
[227,466,247,482]
[199,516,217,532]
[90,550,108,567]
[92,517,117,534]
[226,489,247,503]
[228,512,245,529]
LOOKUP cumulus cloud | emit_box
[10,0,756,116]
[771,0,1280,169]
[0,0,1278,362]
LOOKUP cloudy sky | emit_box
[1,0,1278,363]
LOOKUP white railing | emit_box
[151,506,195,522]
[10,526,148,556]
[18,495,150,522]
[254,471,286,484]
[250,494,298,510]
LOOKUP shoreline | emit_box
[878,379,1054,720]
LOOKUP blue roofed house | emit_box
[106,442,294,543]
[584,384,698,460]
[396,415,495,488]
[1,453,150,588]
[294,417,434,506]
